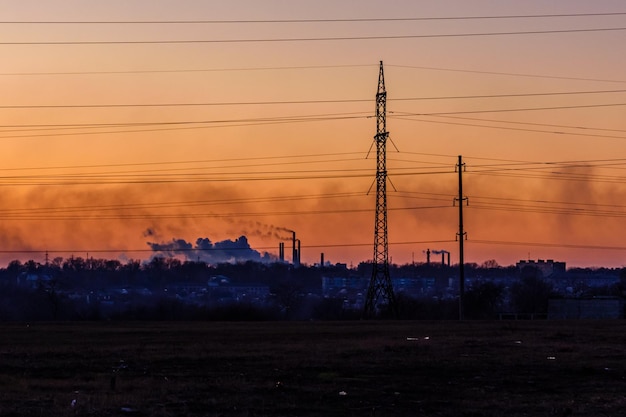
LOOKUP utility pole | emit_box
[364,61,397,318]
[455,155,468,320]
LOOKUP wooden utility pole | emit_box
[455,155,468,320]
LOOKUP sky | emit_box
[1,0,626,268]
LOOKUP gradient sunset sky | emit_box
[2,0,626,268]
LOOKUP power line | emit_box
[0,116,366,139]
[0,191,367,215]
[0,163,376,181]
[0,113,371,139]
[5,88,626,109]
[3,63,624,86]
[0,64,373,76]
[394,89,626,101]
[434,152,595,165]
[0,112,370,129]
[390,153,573,186]
[27,188,626,220]
[0,165,380,180]
[0,169,452,186]
[388,157,453,168]
[3,12,626,24]
[0,205,452,221]
[385,151,626,170]
[0,239,458,255]
[468,164,626,182]
[0,151,367,172]
[392,115,626,140]
[0,187,454,219]
[395,150,458,160]
[2,27,626,45]
[1,237,623,256]
[0,99,368,109]
[3,101,626,141]
[470,157,626,169]
[470,239,626,251]
[429,115,626,135]
[472,196,626,210]
[392,102,626,116]
[468,170,626,184]
[34,163,442,179]
[467,202,626,218]
[395,189,626,215]
[4,148,612,181]
[388,64,626,84]
[392,155,626,175]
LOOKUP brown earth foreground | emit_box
[0,320,625,416]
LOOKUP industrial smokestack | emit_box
[296,239,301,267]
[320,252,324,268]
[427,248,431,265]
[431,249,450,266]
[292,231,297,266]
[279,242,285,262]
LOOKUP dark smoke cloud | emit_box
[237,220,294,241]
[148,235,270,264]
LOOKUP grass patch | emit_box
[0,321,624,416]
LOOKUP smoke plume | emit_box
[148,235,268,264]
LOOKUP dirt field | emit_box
[0,320,624,416]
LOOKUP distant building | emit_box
[517,259,566,277]
[17,272,53,289]
[321,276,436,299]
[322,276,366,295]
[207,276,270,303]
[548,297,624,319]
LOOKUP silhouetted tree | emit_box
[619,269,626,297]
[6,260,24,281]
[312,298,346,320]
[481,259,500,269]
[272,280,302,320]
[394,293,458,320]
[464,281,505,319]
[510,269,553,315]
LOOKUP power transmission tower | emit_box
[455,155,468,320]
[364,61,397,318]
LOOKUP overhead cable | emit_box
[2,27,626,45]
[3,12,626,24]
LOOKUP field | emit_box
[0,320,625,416]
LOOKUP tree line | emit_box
[0,256,622,321]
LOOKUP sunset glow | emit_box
[2,1,626,267]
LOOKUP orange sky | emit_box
[1,1,626,268]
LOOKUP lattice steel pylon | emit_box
[364,61,397,318]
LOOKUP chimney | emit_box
[292,231,297,266]
[296,239,301,267]
[320,252,324,268]
[279,242,285,262]
[426,248,431,265]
